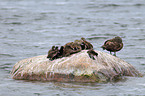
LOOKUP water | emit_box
[0,0,145,95]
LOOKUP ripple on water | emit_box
[53,82,102,90]
[135,56,145,59]
[133,3,145,7]
[0,54,15,58]
[13,15,23,17]
[4,22,22,25]
[87,36,108,40]
[87,33,119,40]
[0,63,12,73]
[85,3,121,9]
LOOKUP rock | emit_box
[11,50,142,83]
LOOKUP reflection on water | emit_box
[0,0,145,95]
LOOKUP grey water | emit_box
[0,0,145,95]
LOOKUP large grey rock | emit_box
[11,50,142,82]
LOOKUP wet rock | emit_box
[11,50,142,83]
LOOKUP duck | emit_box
[81,37,93,50]
[47,46,59,60]
[63,42,82,57]
[47,37,94,60]
[57,46,64,58]
[101,36,123,56]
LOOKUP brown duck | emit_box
[47,46,59,60]
[101,36,123,56]
[47,37,94,60]
[63,42,82,57]
[57,46,64,58]
[81,37,93,50]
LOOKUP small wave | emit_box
[126,45,135,47]
[86,3,145,9]
[131,38,145,41]
[114,22,128,28]
[87,34,123,40]
[13,15,23,17]
[136,57,145,59]
[120,24,128,27]
[134,4,145,7]
[33,93,41,96]
[76,17,85,20]
[0,63,12,73]
[4,22,22,25]
[102,4,120,7]
[87,36,108,40]
[41,11,56,15]
[103,3,145,7]
[0,66,10,70]
[91,33,117,37]
[141,64,145,66]
[86,3,121,9]
[103,34,117,36]
[0,54,15,57]
[138,39,145,41]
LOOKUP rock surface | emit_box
[11,50,142,83]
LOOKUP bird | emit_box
[63,42,81,57]
[101,36,123,56]
[57,46,64,58]
[47,37,94,60]
[81,37,93,50]
[47,46,59,60]
[87,49,98,60]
